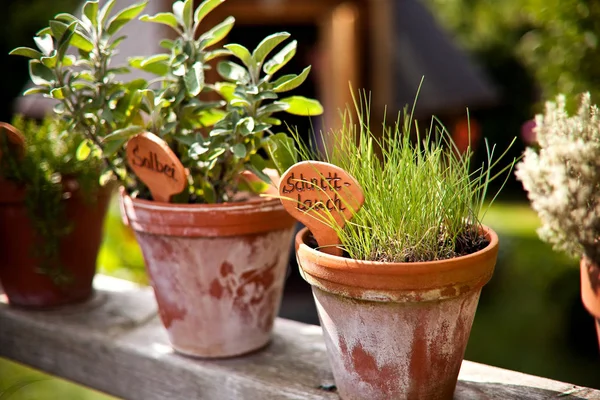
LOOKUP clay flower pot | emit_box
[295,226,499,400]
[0,180,112,308]
[121,192,296,358]
[580,257,600,349]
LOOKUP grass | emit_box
[293,91,516,262]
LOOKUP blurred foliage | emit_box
[0,0,81,121]
[97,197,147,284]
[426,0,600,110]
[1,116,102,283]
[0,358,116,400]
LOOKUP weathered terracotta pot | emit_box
[580,257,600,349]
[121,192,296,358]
[0,180,112,308]
[295,226,499,400]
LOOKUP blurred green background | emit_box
[2,0,600,397]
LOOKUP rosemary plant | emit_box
[0,116,102,282]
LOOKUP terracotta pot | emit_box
[0,180,112,308]
[295,226,499,400]
[580,257,600,349]
[121,192,296,358]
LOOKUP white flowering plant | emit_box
[515,93,600,265]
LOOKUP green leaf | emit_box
[172,1,186,27]
[57,22,77,61]
[9,47,43,59]
[263,40,296,75]
[272,66,311,93]
[184,62,205,96]
[129,56,169,75]
[198,109,226,127]
[76,139,92,160]
[200,180,216,203]
[232,143,247,158]
[224,43,253,68]
[34,35,54,56]
[23,87,49,96]
[252,32,290,67]
[205,48,231,62]
[140,13,179,30]
[49,20,69,40]
[265,132,297,174]
[214,82,236,101]
[256,101,289,117]
[199,16,235,49]
[279,96,323,116]
[83,1,99,28]
[106,1,147,35]
[194,0,224,26]
[28,60,55,85]
[103,125,144,142]
[55,13,78,25]
[237,117,255,135]
[217,61,249,83]
[41,52,58,68]
[159,39,175,49]
[50,87,65,99]
[70,31,94,52]
[103,136,126,157]
[182,0,194,29]
[98,0,116,27]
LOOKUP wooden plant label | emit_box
[126,132,187,203]
[279,161,365,256]
[0,122,26,160]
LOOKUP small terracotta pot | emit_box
[295,226,499,400]
[121,192,296,358]
[0,180,112,308]
[580,257,600,349]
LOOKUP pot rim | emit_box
[120,187,296,237]
[120,187,284,211]
[296,225,498,272]
[295,225,499,302]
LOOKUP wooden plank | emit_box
[1,275,599,400]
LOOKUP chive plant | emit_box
[292,91,516,262]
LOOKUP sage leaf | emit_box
[140,13,179,30]
[106,1,147,35]
[279,96,323,116]
[103,125,144,142]
[198,16,235,49]
[224,44,253,68]
[34,35,54,56]
[232,143,247,158]
[263,40,296,75]
[273,66,311,93]
[265,132,297,174]
[28,60,54,85]
[252,32,290,67]
[184,62,205,96]
[194,0,224,26]
[9,47,43,59]
[217,61,249,83]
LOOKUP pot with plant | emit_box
[5,0,153,307]
[516,93,600,348]
[277,94,514,399]
[13,0,322,357]
[0,117,109,308]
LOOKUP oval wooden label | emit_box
[0,122,26,161]
[279,161,365,256]
[126,132,187,203]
